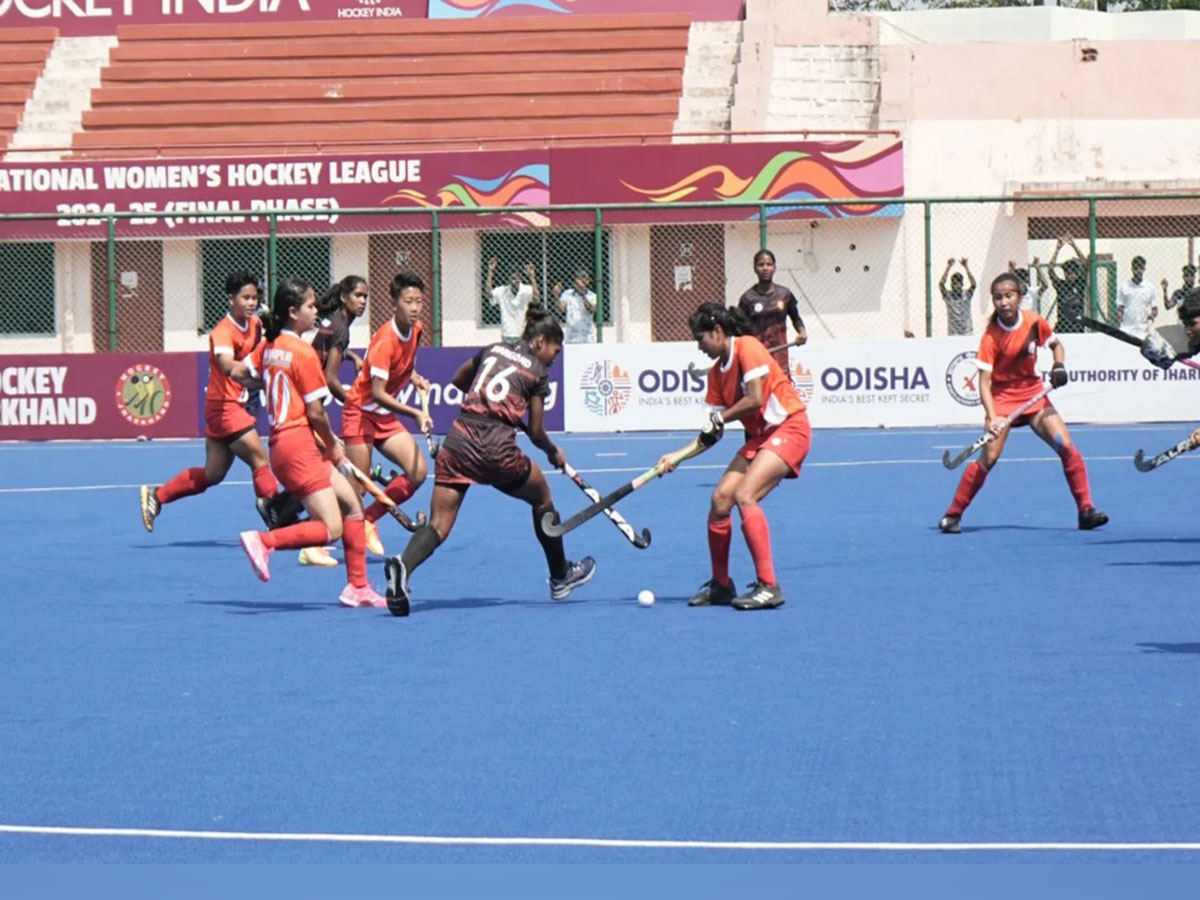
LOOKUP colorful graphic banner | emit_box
[0,1,428,37]
[0,141,902,239]
[0,352,198,441]
[429,0,742,19]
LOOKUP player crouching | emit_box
[939,272,1107,534]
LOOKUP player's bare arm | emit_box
[527,394,564,469]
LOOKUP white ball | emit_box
[637,589,656,607]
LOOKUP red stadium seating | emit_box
[0,27,56,152]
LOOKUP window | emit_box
[479,230,612,327]
[0,242,55,334]
[200,237,331,331]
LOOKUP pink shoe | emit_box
[239,530,271,582]
[339,582,386,608]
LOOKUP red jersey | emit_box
[705,335,806,439]
[976,310,1053,404]
[206,313,262,405]
[261,330,330,436]
[346,318,421,414]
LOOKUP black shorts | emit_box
[435,415,532,489]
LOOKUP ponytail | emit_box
[688,301,753,339]
[522,303,563,344]
[264,277,313,341]
[318,275,365,317]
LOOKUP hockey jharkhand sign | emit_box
[0,1,429,36]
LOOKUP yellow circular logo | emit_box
[116,364,172,426]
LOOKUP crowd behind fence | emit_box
[1,194,1198,355]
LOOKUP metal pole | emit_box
[432,210,442,347]
[107,215,117,352]
[267,214,278,305]
[1088,198,1098,319]
[758,203,768,251]
[924,201,933,337]
[594,207,604,343]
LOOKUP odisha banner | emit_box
[0,140,903,239]
[0,1,427,36]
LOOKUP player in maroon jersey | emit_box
[737,249,806,372]
[383,305,595,616]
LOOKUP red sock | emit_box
[947,461,988,517]
[1058,444,1093,512]
[707,512,733,586]
[342,513,367,589]
[251,465,278,499]
[262,521,330,551]
[365,474,414,523]
[740,504,777,586]
[156,467,208,505]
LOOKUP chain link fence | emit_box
[3,194,1200,354]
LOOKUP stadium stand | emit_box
[0,27,57,153]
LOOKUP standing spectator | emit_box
[486,257,540,346]
[736,249,805,372]
[555,269,598,344]
[1163,263,1196,311]
[1010,257,1049,312]
[939,257,977,336]
[1048,235,1088,333]
[1116,255,1159,338]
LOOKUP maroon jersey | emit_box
[737,283,801,356]
[310,307,351,369]
[460,340,550,427]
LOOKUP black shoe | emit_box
[255,496,274,529]
[549,556,596,601]
[732,581,786,611]
[1078,506,1108,530]
[688,578,736,607]
[939,514,961,534]
[384,556,410,617]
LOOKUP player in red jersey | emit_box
[737,249,806,372]
[237,278,383,608]
[341,271,432,557]
[383,305,595,617]
[659,302,810,611]
[139,271,280,532]
[939,272,1108,533]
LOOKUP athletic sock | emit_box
[156,467,208,505]
[400,524,443,576]
[947,460,988,517]
[262,521,330,551]
[707,511,733,586]
[365,474,414,523]
[1058,443,1093,512]
[740,504,777,586]
[342,513,367,589]
[533,505,569,581]
[251,464,278,499]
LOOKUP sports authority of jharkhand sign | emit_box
[0,1,427,36]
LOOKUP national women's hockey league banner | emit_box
[563,335,1200,432]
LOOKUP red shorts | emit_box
[738,411,811,478]
[994,391,1051,424]
[342,402,406,447]
[269,427,333,499]
[204,400,255,442]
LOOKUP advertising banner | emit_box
[428,0,743,21]
[0,352,198,441]
[0,1,427,37]
[563,336,1200,432]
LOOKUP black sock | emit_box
[401,524,442,576]
[533,505,569,581]
[271,491,305,529]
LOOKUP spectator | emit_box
[554,269,598,344]
[1048,235,1088,333]
[939,257,976,336]
[1010,257,1049,312]
[1163,263,1197,311]
[736,248,805,372]
[486,257,540,346]
[1116,255,1159,338]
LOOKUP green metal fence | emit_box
[2,192,1198,353]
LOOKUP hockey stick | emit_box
[560,461,652,549]
[941,385,1055,469]
[340,459,425,533]
[687,343,792,376]
[1080,315,1200,371]
[541,437,709,539]
[415,384,442,458]
[1133,434,1199,472]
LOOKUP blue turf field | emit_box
[2,424,1200,862]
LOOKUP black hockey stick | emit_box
[1133,435,1198,472]
[560,461,651,549]
[941,386,1054,469]
[1080,315,1200,372]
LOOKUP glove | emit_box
[1140,331,1176,370]
[698,410,725,447]
[1049,363,1068,389]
